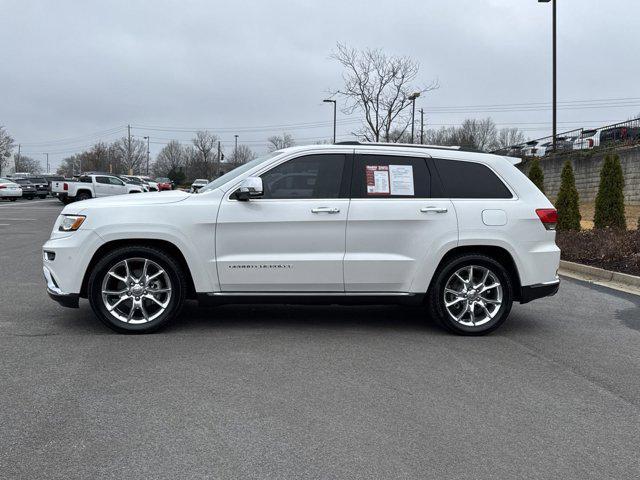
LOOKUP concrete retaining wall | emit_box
[517,146,640,204]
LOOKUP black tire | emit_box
[427,253,513,335]
[76,191,91,202]
[39,194,47,199]
[9,198,17,202]
[87,246,187,334]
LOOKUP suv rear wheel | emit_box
[87,246,186,333]
[428,253,513,335]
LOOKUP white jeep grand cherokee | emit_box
[42,143,560,335]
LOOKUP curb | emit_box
[559,260,640,290]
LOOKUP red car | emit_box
[155,177,173,191]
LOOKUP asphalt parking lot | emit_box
[1,198,639,479]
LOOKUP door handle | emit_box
[311,207,340,214]
[420,206,448,213]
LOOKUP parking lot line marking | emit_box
[0,218,37,221]
[0,223,9,226]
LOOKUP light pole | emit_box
[44,153,49,173]
[539,0,556,149]
[234,134,239,159]
[323,99,337,143]
[408,92,421,143]
[143,136,150,175]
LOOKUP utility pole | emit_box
[234,135,238,159]
[44,153,49,173]
[217,141,222,177]
[420,108,424,145]
[143,136,150,175]
[127,124,132,171]
[323,99,337,143]
[408,92,420,143]
[16,144,21,172]
[539,0,556,149]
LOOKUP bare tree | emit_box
[154,140,186,177]
[112,137,147,173]
[227,144,255,167]
[267,132,295,152]
[496,127,526,149]
[423,118,524,152]
[191,130,219,178]
[14,155,42,174]
[330,43,438,142]
[0,126,15,177]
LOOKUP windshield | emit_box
[198,151,283,193]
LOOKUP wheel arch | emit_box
[80,239,197,299]
[75,188,93,199]
[429,245,522,301]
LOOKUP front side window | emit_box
[433,158,512,199]
[260,154,346,199]
[351,155,430,198]
[109,177,125,186]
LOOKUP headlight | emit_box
[58,215,86,232]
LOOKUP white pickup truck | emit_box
[52,174,143,204]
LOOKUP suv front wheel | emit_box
[87,246,186,333]
[428,254,513,335]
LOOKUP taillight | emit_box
[536,208,557,230]
[0,185,6,189]
[63,182,68,191]
[587,139,594,148]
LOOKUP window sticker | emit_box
[389,164,414,196]
[366,165,390,195]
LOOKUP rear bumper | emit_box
[519,279,560,304]
[1,189,22,198]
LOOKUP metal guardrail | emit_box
[494,117,640,157]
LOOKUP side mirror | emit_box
[234,176,263,201]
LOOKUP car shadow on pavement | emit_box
[167,302,444,335]
[48,301,540,336]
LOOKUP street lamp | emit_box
[408,92,421,143]
[539,0,556,149]
[323,99,337,144]
[143,136,150,175]
[234,134,239,158]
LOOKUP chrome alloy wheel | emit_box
[443,265,503,327]
[101,258,172,324]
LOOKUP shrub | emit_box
[555,160,581,231]
[556,229,640,276]
[594,153,626,230]
[528,158,545,194]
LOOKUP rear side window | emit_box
[351,155,430,198]
[433,158,512,199]
[95,176,110,184]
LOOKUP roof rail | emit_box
[334,141,480,152]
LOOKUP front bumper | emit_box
[519,279,560,304]
[42,229,104,302]
[43,266,79,308]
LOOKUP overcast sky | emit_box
[2,0,639,171]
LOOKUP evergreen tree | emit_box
[528,158,545,193]
[594,154,626,230]
[555,160,581,231]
